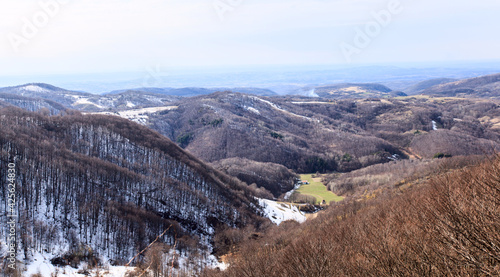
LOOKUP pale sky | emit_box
[1,0,500,76]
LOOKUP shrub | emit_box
[51,244,100,269]
[342,153,352,162]
[289,193,316,205]
[433,152,452,159]
[176,133,193,148]
[270,131,283,140]
[209,118,224,127]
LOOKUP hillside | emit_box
[422,73,500,98]
[0,83,93,108]
[148,92,406,174]
[313,83,398,99]
[146,93,500,177]
[0,92,68,114]
[0,84,181,113]
[404,78,457,94]
[1,82,499,275]
[106,87,277,97]
[0,107,266,275]
[2,84,499,191]
[0,84,278,115]
[202,155,500,276]
[212,158,298,198]
[2,83,500,198]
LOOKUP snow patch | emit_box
[91,106,178,125]
[292,101,332,105]
[251,96,282,110]
[117,106,178,117]
[74,98,105,109]
[126,101,136,108]
[244,106,260,115]
[258,198,306,225]
[432,120,438,130]
[24,252,136,277]
[21,85,50,93]
[387,153,400,161]
[251,96,318,122]
[283,182,302,200]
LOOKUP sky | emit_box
[1,0,500,76]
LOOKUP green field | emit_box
[295,174,344,204]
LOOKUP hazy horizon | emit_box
[1,0,500,77]
[2,60,500,94]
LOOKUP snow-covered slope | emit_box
[0,83,181,113]
[20,84,50,93]
[21,250,224,277]
[91,106,178,124]
[258,198,306,225]
[0,110,262,275]
[24,252,133,277]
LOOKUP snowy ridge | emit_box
[258,198,306,225]
[91,106,178,124]
[251,96,318,122]
[74,97,105,109]
[21,85,50,93]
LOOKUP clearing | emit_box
[295,174,344,204]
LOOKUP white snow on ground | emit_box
[283,182,302,200]
[258,198,306,225]
[117,106,178,124]
[143,95,167,104]
[244,106,260,115]
[126,101,136,108]
[118,106,178,116]
[432,120,438,130]
[21,250,225,276]
[21,85,50,93]
[92,106,178,125]
[24,252,136,277]
[292,101,333,104]
[251,96,318,122]
[251,96,282,110]
[215,261,229,271]
[74,98,105,109]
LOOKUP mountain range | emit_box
[1,72,500,275]
[1,73,500,197]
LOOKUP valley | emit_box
[0,72,499,276]
[2,0,500,274]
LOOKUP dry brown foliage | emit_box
[203,156,500,276]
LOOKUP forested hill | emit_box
[203,155,500,277]
[422,73,500,98]
[0,107,264,265]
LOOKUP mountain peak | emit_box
[17,83,66,92]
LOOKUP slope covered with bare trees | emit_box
[0,107,266,272]
[149,93,500,175]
